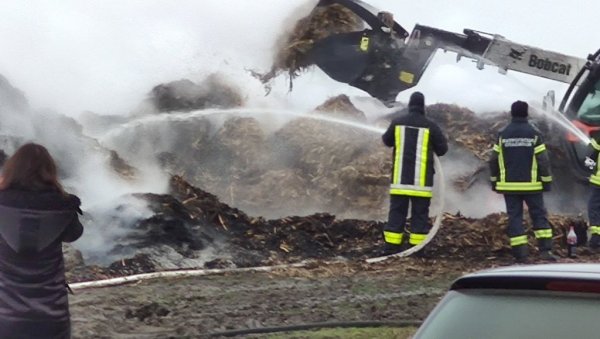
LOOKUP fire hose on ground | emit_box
[207,320,423,337]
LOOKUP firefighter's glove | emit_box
[585,156,597,170]
[542,182,552,192]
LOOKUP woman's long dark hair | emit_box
[0,143,64,194]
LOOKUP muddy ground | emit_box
[65,258,485,338]
[68,259,502,338]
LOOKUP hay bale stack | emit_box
[314,94,367,122]
[151,74,244,112]
[212,117,270,174]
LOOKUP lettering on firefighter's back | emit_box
[502,138,535,147]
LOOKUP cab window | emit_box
[577,79,600,123]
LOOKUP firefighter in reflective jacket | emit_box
[381,92,448,255]
[489,100,557,262]
[585,131,600,250]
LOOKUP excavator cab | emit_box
[575,81,600,124]
[559,49,600,180]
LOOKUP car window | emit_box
[414,289,600,339]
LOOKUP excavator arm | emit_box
[306,0,588,104]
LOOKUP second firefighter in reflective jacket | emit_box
[489,100,557,262]
[381,92,448,254]
[585,132,600,249]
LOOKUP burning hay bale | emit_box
[270,114,389,218]
[426,104,500,161]
[150,74,244,112]
[150,94,390,219]
[258,3,363,85]
[114,115,214,179]
[211,117,271,175]
[201,111,391,219]
[314,94,367,122]
[231,168,314,217]
[272,116,378,177]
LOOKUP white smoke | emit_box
[76,195,155,264]
[438,150,505,218]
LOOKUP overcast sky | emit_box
[0,0,597,116]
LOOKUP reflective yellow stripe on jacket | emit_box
[591,142,600,186]
[390,126,432,197]
[360,36,369,52]
[494,138,543,192]
[592,138,600,151]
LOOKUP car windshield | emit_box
[577,78,600,123]
[415,289,600,339]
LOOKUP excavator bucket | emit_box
[307,31,370,84]
[306,28,417,104]
[304,0,415,103]
[259,0,420,104]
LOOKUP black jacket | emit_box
[489,117,552,193]
[382,108,448,197]
[0,189,83,339]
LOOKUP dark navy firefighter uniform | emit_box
[489,101,554,261]
[382,92,448,253]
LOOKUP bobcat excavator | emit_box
[299,0,600,182]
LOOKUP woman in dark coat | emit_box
[0,143,83,338]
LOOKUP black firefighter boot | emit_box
[382,243,403,256]
[511,245,529,264]
[538,238,559,261]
